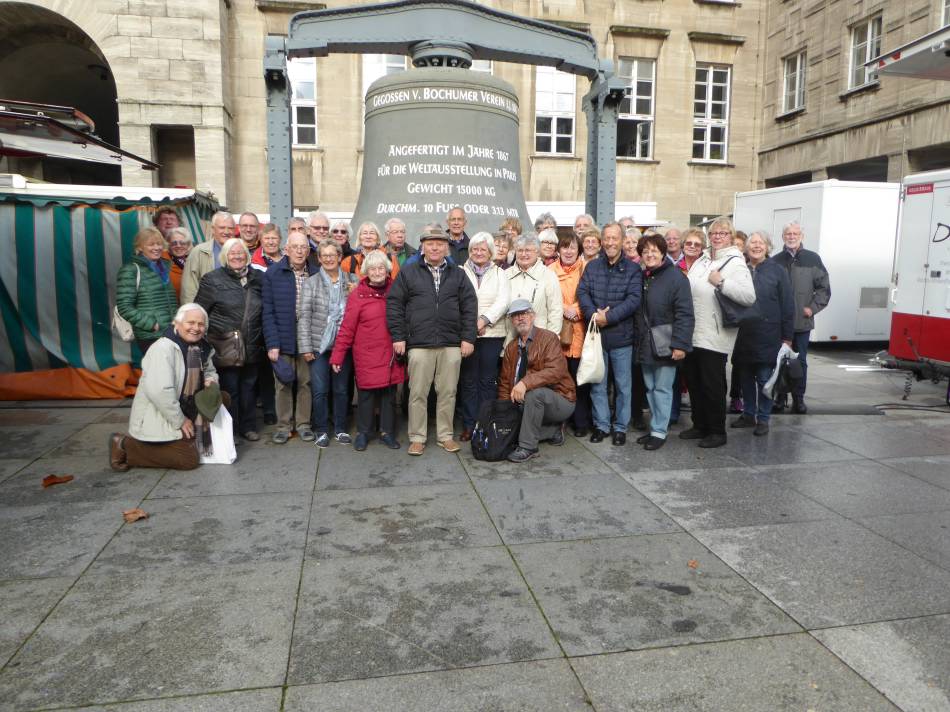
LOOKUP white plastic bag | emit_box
[576,318,605,386]
[200,407,237,464]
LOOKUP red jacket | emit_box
[330,278,406,389]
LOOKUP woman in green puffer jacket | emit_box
[115,227,179,354]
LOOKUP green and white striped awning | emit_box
[0,190,216,373]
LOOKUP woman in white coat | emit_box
[459,232,511,441]
[506,233,563,344]
[680,216,756,448]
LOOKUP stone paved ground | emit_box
[1,345,949,711]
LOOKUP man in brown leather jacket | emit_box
[497,299,576,462]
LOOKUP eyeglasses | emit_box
[684,241,703,248]
[168,241,189,247]
[709,231,731,237]
[310,225,329,231]
[287,245,309,252]
[331,229,348,235]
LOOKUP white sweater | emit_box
[687,245,756,354]
[462,262,511,339]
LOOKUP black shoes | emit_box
[644,436,666,450]
[698,433,727,448]
[773,395,788,413]
[573,427,589,438]
[611,431,626,446]
[792,397,808,414]
[353,433,369,451]
[753,422,770,436]
[636,434,651,445]
[589,429,608,443]
[730,415,755,428]
[678,427,706,440]
[381,433,401,449]
[547,429,565,446]
[507,446,539,462]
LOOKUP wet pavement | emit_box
[1,345,949,711]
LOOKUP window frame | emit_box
[782,51,806,114]
[362,53,408,101]
[534,65,576,156]
[692,64,731,163]
[288,56,317,147]
[943,0,950,27]
[616,56,656,160]
[848,15,883,90]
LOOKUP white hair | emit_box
[211,211,233,226]
[167,227,192,244]
[361,249,391,276]
[385,217,406,232]
[173,303,208,325]
[574,213,595,225]
[514,234,541,251]
[307,210,328,225]
[782,220,804,237]
[219,237,250,267]
[748,230,774,253]
[538,228,559,244]
[468,231,496,259]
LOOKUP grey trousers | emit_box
[519,387,575,451]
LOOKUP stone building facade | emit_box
[1,0,947,227]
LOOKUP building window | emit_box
[616,57,655,159]
[944,0,950,27]
[535,66,575,155]
[849,16,882,89]
[289,57,317,146]
[362,54,407,100]
[692,64,730,162]
[470,59,493,74]
[783,52,806,113]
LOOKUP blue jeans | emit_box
[670,366,682,422]
[641,364,677,439]
[738,363,775,423]
[309,351,352,435]
[459,337,504,429]
[792,331,810,397]
[219,364,259,434]
[591,345,633,433]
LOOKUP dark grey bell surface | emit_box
[351,67,531,240]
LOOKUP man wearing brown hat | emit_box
[387,224,478,455]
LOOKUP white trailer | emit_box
[733,180,900,342]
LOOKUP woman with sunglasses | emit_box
[681,217,755,448]
[163,227,193,300]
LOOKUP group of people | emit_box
[108,204,830,471]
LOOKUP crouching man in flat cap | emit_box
[497,299,576,462]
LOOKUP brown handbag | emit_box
[559,318,575,347]
[209,284,251,368]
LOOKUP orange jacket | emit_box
[550,259,586,358]
[340,249,400,280]
[162,250,185,300]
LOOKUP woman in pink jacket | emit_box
[330,251,406,451]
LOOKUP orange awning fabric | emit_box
[0,364,140,400]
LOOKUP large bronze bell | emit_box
[350,66,531,238]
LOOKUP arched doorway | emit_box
[0,2,120,185]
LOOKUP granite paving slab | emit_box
[0,459,31,484]
[0,407,110,426]
[306,483,501,559]
[66,689,283,711]
[90,492,311,573]
[877,455,950,491]
[0,498,129,579]
[458,437,612,481]
[511,534,799,656]
[696,518,950,628]
[857,509,950,571]
[759,459,950,518]
[316,440,469,489]
[287,547,559,684]
[580,437,745,473]
[94,407,137,424]
[285,659,591,711]
[0,424,91,459]
[716,428,865,467]
[473,473,679,544]
[43,422,140,459]
[0,562,299,711]
[0,577,73,666]
[0,455,163,506]
[806,420,950,459]
[620,466,840,530]
[813,614,950,712]
[571,633,899,711]
[148,443,317,498]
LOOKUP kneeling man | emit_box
[498,299,576,462]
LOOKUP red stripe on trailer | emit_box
[889,311,950,362]
[907,183,934,195]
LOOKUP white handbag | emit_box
[200,407,238,465]
[576,317,605,386]
[112,265,140,342]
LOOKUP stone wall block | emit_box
[169,60,208,82]
[157,38,184,59]
[182,38,223,61]
[130,37,160,58]
[151,17,204,39]
[139,57,171,80]
[117,15,152,37]
[165,0,216,18]
[203,18,221,40]
[142,103,203,125]
[128,0,167,16]
[99,34,132,59]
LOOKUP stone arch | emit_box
[0,2,120,184]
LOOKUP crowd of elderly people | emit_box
[109,205,829,469]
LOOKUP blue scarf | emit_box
[319,270,348,354]
[147,259,169,284]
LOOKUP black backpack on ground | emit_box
[471,399,522,461]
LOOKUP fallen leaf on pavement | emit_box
[687,559,699,569]
[42,474,74,488]
[122,508,149,523]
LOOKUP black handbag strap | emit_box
[239,279,252,338]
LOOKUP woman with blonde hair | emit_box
[580,226,602,262]
[552,232,592,436]
[341,221,399,279]
[115,227,178,355]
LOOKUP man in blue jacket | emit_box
[262,232,318,444]
[577,222,643,445]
